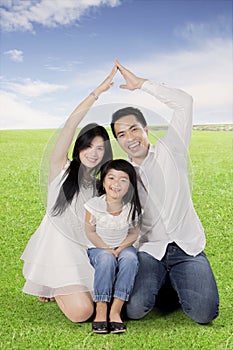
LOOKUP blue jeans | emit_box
[88,246,138,303]
[126,244,219,324]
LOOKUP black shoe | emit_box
[92,321,108,334]
[109,322,126,334]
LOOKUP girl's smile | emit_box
[103,169,130,201]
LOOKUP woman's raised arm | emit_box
[49,65,117,183]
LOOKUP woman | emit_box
[21,65,117,322]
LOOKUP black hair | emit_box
[98,159,142,226]
[111,107,147,138]
[52,123,113,215]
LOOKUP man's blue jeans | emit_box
[126,244,219,324]
[88,246,138,303]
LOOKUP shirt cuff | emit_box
[141,80,162,92]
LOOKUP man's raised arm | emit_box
[115,59,193,152]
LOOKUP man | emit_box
[111,60,219,324]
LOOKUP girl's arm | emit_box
[115,226,139,257]
[49,65,117,184]
[85,210,117,257]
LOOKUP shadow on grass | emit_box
[4,290,195,330]
[3,290,188,329]
[5,290,221,327]
[2,288,230,350]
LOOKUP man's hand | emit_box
[114,59,147,90]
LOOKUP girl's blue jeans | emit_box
[126,244,219,324]
[88,246,138,303]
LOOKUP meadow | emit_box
[0,128,232,350]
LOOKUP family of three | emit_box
[21,60,219,334]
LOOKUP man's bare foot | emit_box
[38,297,55,302]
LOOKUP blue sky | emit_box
[0,0,232,129]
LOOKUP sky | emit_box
[0,0,232,129]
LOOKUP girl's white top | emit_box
[84,195,135,248]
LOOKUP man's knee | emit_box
[126,302,152,320]
[126,294,155,320]
[181,293,219,324]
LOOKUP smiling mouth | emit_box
[128,141,140,151]
[110,187,121,193]
[86,157,98,163]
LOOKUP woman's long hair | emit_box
[52,123,113,215]
[98,159,142,226]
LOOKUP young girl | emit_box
[85,159,142,333]
[21,66,116,323]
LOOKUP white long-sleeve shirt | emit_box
[132,80,205,260]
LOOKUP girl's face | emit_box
[103,168,130,201]
[79,136,105,170]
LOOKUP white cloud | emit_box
[175,15,232,43]
[0,35,232,129]
[0,77,69,129]
[4,49,24,62]
[0,0,121,32]
[0,91,63,129]
[70,37,232,125]
[45,59,82,72]
[3,78,67,97]
[44,65,72,72]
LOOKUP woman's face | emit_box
[79,136,105,170]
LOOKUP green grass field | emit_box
[0,129,232,350]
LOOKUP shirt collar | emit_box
[128,143,155,167]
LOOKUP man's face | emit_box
[114,115,149,165]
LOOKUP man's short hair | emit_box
[111,107,147,138]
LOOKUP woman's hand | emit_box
[114,59,147,90]
[93,65,118,97]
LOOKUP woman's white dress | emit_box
[21,166,95,298]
